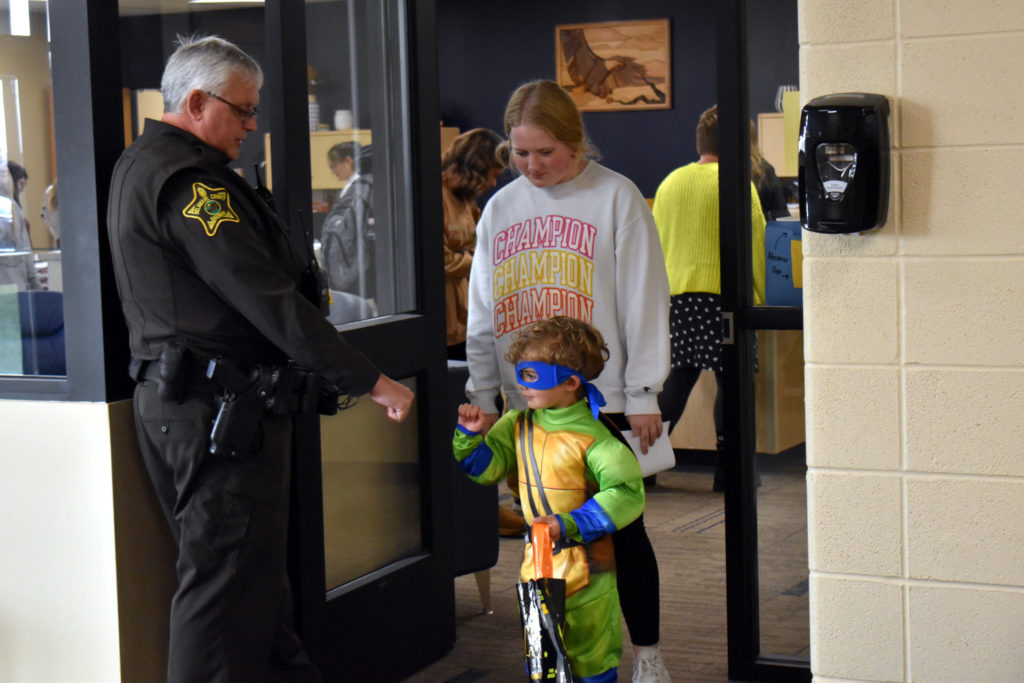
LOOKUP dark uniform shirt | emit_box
[107,119,379,395]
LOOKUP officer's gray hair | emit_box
[161,35,263,114]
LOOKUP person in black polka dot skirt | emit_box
[651,105,766,492]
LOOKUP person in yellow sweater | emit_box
[651,104,766,491]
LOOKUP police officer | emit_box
[107,36,413,682]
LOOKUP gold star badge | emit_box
[182,182,240,237]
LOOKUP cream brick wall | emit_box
[800,1,1024,681]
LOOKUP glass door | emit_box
[275,1,454,680]
[116,0,452,679]
[717,0,810,680]
[0,6,67,382]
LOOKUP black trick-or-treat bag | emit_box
[517,521,572,682]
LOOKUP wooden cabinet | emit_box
[758,113,789,176]
[668,330,805,454]
[757,91,801,178]
[440,125,459,156]
[265,125,460,191]
[753,330,805,454]
[668,370,719,450]
[263,129,373,191]
[308,129,374,190]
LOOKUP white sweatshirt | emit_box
[466,161,670,416]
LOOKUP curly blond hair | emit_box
[504,316,609,393]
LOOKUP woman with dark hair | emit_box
[0,160,41,290]
[441,128,504,360]
[7,161,27,207]
[750,121,791,220]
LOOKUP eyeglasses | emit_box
[206,91,259,123]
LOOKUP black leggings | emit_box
[613,514,660,646]
[659,366,725,438]
[605,412,661,646]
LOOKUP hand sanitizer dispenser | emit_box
[799,93,890,234]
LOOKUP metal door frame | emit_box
[716,1,810,680]
[265,0,454,679]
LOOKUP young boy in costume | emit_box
[454,316,646,682]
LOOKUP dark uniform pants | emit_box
[134,380,321,683]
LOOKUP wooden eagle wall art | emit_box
[559,27,668,107]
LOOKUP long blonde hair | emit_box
[497,80,599,167]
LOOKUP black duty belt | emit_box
[139,357,221,394]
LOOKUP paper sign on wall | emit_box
[765,220,803,307]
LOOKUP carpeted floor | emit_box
[404,455,809,682]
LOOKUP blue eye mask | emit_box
[515,360,606,420]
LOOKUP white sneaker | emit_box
[632,645,671,683]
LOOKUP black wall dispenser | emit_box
[799,93,890,234]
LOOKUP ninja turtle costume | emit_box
[453,400,645,680]
[107,118,380,682]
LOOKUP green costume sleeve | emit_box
[558,438,645,544]
[452,410,520,485]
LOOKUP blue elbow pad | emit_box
[570,498,617,543]
[458,441,494,477]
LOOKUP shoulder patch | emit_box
[182,182,241,237]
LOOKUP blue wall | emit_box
[437,0,797,198]
[119,2,798,198]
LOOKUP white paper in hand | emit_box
[621,421,675,477]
